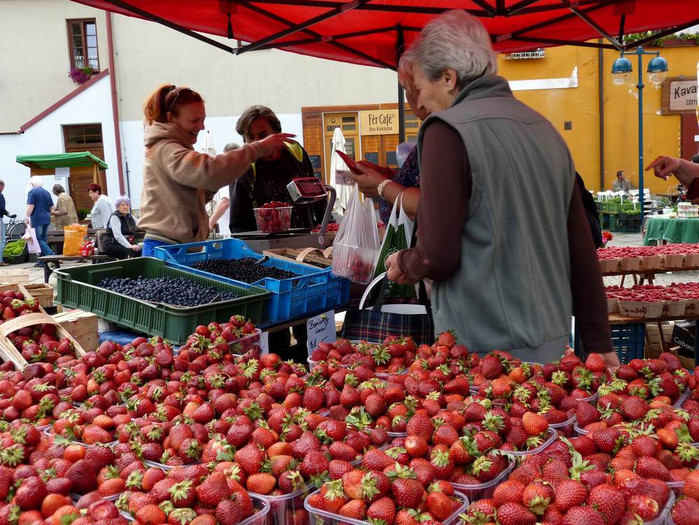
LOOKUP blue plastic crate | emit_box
[154,238,349,323]
[611,323,645,363]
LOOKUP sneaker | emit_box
[0,262,9,267]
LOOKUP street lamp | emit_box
[611,46,668,222]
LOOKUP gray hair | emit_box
[400,10,497,90]
[29,176,44,187]
[115,195,131,208]
[223,142,241,152]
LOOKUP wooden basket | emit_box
[0,312,86,368]
[23,283,54,308]
[264,247,333,269]
[52,310,99,352]
[0,268,29,285]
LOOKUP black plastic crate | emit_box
[611,323,645,363]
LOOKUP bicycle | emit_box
[5,216,26,241]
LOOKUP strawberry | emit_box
[561,506,605,525]
[15,476,47,510]
[425,491,455,521]
[496,502,537,525]
[672,496,699,525]
[620,396,649,421]
[521,482,553,516]
[684,470,699,501]
[627,494,659,521]
[553,479,588,512]
[168,480,196,508]
[339,499,367,520]
[362,448,395,471]
[196,472,231,507]
[391,478,426,509]
[367,497,396,525]
[630,435,659,457]
[588,484,625,524]
[585,353,607,373]
[405,413,433,442]
[493,480,526,507]
[481,355,504,379]
[636,456,671,481]
[234,443,265,475]
[521,411,548,436]
[135,504,166,524]
[246,472,277,494]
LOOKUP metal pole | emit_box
[637,47,645,222]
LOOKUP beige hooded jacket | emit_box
[138,122,261,244]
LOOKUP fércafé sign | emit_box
[661,77,698,114]
[360,109,399,135]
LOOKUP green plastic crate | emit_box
[53,257,269,344]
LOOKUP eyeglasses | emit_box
[167,87,193,114]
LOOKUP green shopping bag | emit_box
[374,194,416,299]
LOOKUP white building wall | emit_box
[0,76,116,220]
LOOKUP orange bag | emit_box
[63,224,88,256]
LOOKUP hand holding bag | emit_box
[374,193,416,299]
[341,271,434,346]
[22,227,41,254]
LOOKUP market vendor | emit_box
[100,195,141,259]
[384,11,618,369]
[229,105,326,233]
[137,85,294,257]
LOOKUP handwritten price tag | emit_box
[306,310,336,356]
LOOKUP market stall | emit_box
[644,215,699,245]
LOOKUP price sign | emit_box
[259,331,269,355]
[306,310,336,356]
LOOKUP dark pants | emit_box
[34,223,55,257]
[103,243,140,260]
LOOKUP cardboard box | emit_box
[52,309,99,353]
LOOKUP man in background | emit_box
[612,170,631,193]
[0,181,17,266]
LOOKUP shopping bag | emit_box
[332,186,380,284]
[63,224,88,256]
[341,272,434,346]
[22,227,41,254]
[373,194,416,299]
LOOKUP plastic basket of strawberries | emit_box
[254,202,293,233]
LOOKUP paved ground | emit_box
[7,230,698,293]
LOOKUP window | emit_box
[67,19,99,71]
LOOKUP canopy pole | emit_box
[396,25,406,144]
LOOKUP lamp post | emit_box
[611,46,668,222]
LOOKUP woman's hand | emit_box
[349,163,391,199]
[646,156,681,181]
[131,244,141,252]
[386,252,415,284]
[599,351,621,374]
[254,133,297,158]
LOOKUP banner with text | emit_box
[360,109,400,135]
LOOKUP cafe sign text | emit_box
[661,77,698,114]
[360,109,399,135]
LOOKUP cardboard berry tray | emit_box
[0,311,85,368]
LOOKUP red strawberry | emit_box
[339,499,367,520]
[215,499,243,525]
[553,480,588,512]
[561,506,605,525]
[588,484,625,524]
[391,478,426,509]
[636,456,671,481]
[672,496,699,525]
[425,491,456,521]
[367,497,396,525]
[497,502,536,525]
[627,494,659,521]
[493,480,526,507]
[196,472,231,507]
[620,396,649,421]
[521,412,548,436]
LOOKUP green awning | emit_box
[16,152,108,170]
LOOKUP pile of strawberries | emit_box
[0,319,696,525]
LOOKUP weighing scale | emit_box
[231,177,337,252]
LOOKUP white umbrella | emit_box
[202,131,218,216]
[329,127,353,215]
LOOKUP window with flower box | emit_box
[67,19,99,72]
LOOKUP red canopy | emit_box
[74,0,698,69]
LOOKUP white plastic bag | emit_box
[332,186,380,284]
[22,227,41,254]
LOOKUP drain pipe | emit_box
[598,40,605,191]
[106,12,126,195]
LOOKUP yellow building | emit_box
[499,43,698,195]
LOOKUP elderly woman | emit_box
[50,184,79,229]
[385,10,618,369]
[100,196,141,259]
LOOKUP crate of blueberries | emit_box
[53,257,269,344]
[154,238,350,323]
